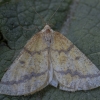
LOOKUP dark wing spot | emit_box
[75,56,80,60]
[20,60,25,64]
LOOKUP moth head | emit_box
[41,25,53,34]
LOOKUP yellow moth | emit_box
[0,24,100,95]
[0,2,100,96]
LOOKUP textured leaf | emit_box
[0,0,100,100]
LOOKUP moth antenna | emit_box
[32,7,46,25]
[32,1,63,26]
[20,7,46,30]
[20,25,40,31]
[47,2,62,24]
[20,1,62,29]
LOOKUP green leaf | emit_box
[0,0,100,100]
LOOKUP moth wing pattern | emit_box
[0,32,50,95]
[51,31,100,91]
[0,25,100,95]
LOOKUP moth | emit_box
[0,2,100,96]
[0,24,100,95]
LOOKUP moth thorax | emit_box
[41,25,54,47]
[43,31,54,47]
